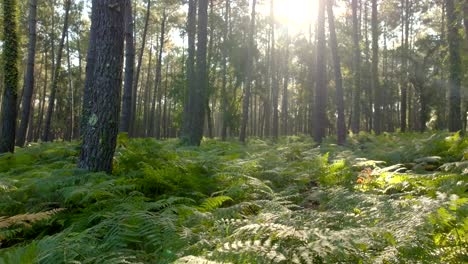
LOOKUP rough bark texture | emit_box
[446,0,462,132]
[239,0,257,143]
[327,1,346,145]
[79,0,125,173]
[16,0,37,147]
[42,0,71,142]
[351,0,361,134]
[0,0,19,153]
[120,0,135,133]
[314,0,327,143]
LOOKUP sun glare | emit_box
[274,0,317,29]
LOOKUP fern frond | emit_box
[0,208,65,229]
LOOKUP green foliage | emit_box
[0,133,466,263]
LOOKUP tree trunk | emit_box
[351,0,361,134]
[0,0,19,153]
[239,0,257,143]
[327,0,346,145]
[150,12,167,138]
[130,0,151,136]
[42,0,71,142]
[314,0,327,143]
[66,32,74,141]
[79,0,125,173]
[371,0,381,134]
[120,0,135,133]
[182,0,197,142]
[270,0,279,140]
[281,35,289,136]
[16,0,37,147]
[400,0,410,132]
[221,0,230,141]
[186,0,208,145]
[446,0,462,132]
[143,45,153,137]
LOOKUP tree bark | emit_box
[16,0,37,147]
[120,0,135,133]
[79,0,125,173]
[0,0,19,153]
[446,0,462,132]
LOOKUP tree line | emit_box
[0,0,467,172]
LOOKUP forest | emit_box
[0,0,467,263]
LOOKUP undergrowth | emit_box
[0,132,466,263]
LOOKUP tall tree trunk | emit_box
[400,0,410,132]
[182,0,209,145]
[42,0,71,142]
[281,34,289,136]
[120,0,135,133]
[182,0,197,142]
[327,0,346,145]
[150,12,167,138]
[351,0,361,133]
[35,51,48,141]
[239,0,257,143]
[0,0,19,153]
[143,45,153,137]
[79,0,125,173]
[447,0,462,132]
[314,0,327,143]
[16,0,37,147]
[66,32,74,141]
[221,0,230,141]
[130,0,151,136]
[371,0,381,134]
[270,0,279,140]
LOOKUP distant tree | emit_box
[16,0,38,147]
[130,0,151,136]
[79,0,125,173]
[42,0,71,142]
[371,0,382,134]
[327,0,346,145]
[314,0,327,143]
[446,0,462,132]
[182,0,209,146]
[120,0,135,134]
[351,0,361,134]
[0,0,19,153]
[240,0,257,143]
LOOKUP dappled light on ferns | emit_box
[0,133,467,263]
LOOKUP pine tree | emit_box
[0,0,19,153]
[78,0,126,173]
[16,0,38,147]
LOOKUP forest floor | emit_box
[0,133,467,263]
